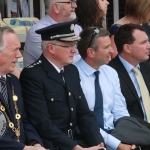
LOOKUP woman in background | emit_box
[109,0,150,59]
[75,0,109,29]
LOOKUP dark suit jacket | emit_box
[20,54,104,150]
[0,74,43,150]
[109,55,150,120]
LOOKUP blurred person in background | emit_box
[109,0,150,60]
[75,0,109,29]
[23,0,82,67]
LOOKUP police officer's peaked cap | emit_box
[35,19,81,42]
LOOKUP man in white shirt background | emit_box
[23,0,82,67]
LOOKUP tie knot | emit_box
[133,67,139,75]
[0,77,6,84]
[60,70,64,76]
[94,71,99,78]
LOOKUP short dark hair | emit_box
[114,24,146,54]
[75,0,103,29]
[77,27,110,59]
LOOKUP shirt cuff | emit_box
[100,128,121,150]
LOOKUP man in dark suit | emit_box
[0,26,46,150]
[109,24,150,121]
[20,20,106,150]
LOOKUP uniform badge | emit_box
[0,110,7,138]
[70,24,74,31]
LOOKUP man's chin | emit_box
[9,67,15,73]
[69,13,76,21]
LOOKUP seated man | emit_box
[74,27,139,150]
[23,0,82,67]
[20,20,105,150]
[109,24,150,122]
[0,26,46,150]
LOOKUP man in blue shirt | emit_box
[74,27,136,150]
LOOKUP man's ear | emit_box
[123,44,131,54]
[53,3,61,14]
[48,43,55,55]
[87,47,95,58]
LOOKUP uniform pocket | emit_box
[45,92,62,116]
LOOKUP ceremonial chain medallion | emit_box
[0,110,7,139]
[0,85,21,142]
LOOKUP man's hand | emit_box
[72,143,106,150]
[117,143,137,150]
[23,145,48,150]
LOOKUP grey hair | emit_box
[77,27,110,59]
[0,26,15,51]
[44,0,58,14]
[41,41,50,52]
[41,40,57,52]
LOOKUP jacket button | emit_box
[68,92,71,96]
[51,98,54,101]
[71,108,73,111]
[79,96,81,99]
[70,123,72,126]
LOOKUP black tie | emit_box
[94,71,104,129]
[60,70,65,83]
[0,77,8,105]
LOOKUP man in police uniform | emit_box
[20,20,105,150]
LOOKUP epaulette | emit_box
[26,60,42,68]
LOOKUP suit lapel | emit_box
[64,66,72,91]
[140,63,150,93]
[41,54,66,87]
[113,56,140,102]
[6,75,17,124]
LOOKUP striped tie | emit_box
[0,77,8,105]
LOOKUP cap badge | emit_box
[70,24,74,31]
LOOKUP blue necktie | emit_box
[94,71,104,129]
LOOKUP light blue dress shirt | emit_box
[118,55,147,121]
[75,59,130,150]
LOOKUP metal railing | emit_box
[5,0,119,20]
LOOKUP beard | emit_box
[69,12,76,21]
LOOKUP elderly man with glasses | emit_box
[20,20,106,150]
[23,0,82,68]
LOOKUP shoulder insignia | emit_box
[26,60,42,68]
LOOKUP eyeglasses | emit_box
[88,27,100,48]
[50,43,77,49]
[56,0,77,7]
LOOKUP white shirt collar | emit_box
[0,75,6,79]
[44,56,64,73]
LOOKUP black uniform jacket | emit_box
[109,55,150,120]
[20,54,104,150]
[0,73,43,150]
